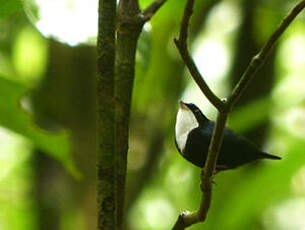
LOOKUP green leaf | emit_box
[0,0,23,18]
[0,76,80,178]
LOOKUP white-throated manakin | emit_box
[175,101,281,171]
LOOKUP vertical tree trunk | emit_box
[97,0,117,229]
[115,2,143,228]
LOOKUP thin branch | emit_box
[174,0,225,111]
[172,0,305,229]
[227,0,305,109]
[199,112,228,218]
[171,112,228,229]
[141,0,167,22]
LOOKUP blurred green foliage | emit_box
[0,0,22,19]
[0,0,305,230]
[0,77,78,177]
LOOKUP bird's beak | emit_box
[179,101,187,109]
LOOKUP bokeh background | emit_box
[1,0,305,229]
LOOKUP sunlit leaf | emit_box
[0,76,80,178]
[12,27,48,84]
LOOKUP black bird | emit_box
[175,101,281,172]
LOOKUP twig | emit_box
[227,0,305,109]
[172,0,305,229]
[141,0,167,22]
[174,0,225,111]
[172,112,228,230]
[199,112,228,218]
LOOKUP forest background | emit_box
[0,0,305,229]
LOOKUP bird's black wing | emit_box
[218,127,263,169]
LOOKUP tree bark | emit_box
[97,0,117,229]
[115,1,143,228]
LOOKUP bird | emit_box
[175,101,281,172]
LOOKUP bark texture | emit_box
[97,0,117,229]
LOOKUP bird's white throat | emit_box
[175,107,199,152]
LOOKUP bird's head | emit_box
[175,101,209,152]
[177,101,209,125]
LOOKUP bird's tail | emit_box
[259,152,281,160]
